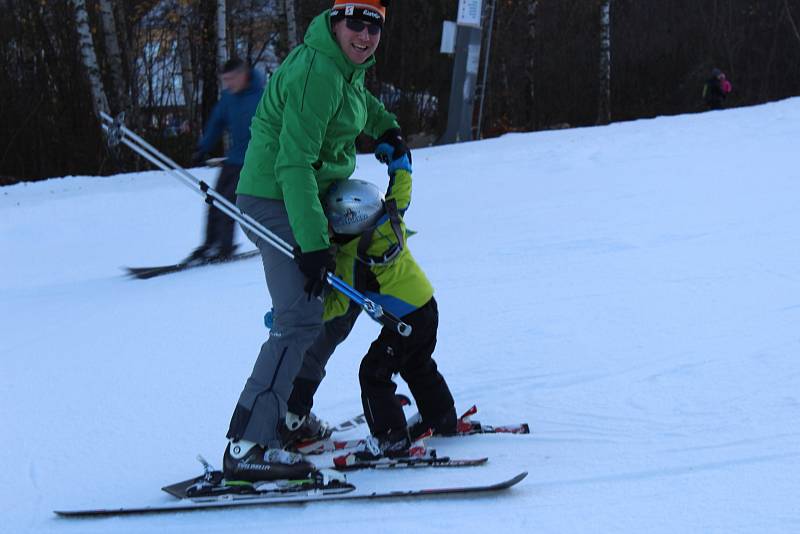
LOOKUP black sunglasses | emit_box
[345,18,381,36]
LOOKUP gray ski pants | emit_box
[287,301,362,416]
[226,194,325,449]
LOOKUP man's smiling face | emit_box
[332,18,381,65]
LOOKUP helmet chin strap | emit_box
[356,198,405,266]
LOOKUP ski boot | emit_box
[185,454,351,498]
[407,406,458,439]
[333,428,431,468]
[281,411,333,449]
[223,439,315,482]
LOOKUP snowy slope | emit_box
[2,100,799,533]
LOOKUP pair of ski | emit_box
[54,404,529,517]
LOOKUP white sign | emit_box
[466,44,481,75]
[457,0,483,28]
[440,21,457,54]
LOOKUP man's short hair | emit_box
[222,58,246,74]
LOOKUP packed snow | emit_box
[2,99,799,533]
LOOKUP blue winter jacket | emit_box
[197,69,265,165]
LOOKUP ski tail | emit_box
[454,405,531,435]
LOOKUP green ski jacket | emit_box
[236,10,399,253]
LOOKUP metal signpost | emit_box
[440,0,484,144]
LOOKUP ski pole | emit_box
[100,112,411,337]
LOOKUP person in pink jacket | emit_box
[703,68,733,110]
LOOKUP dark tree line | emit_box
[2,0,800,185]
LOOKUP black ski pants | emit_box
[359,297,455,437]
[203,164,241,251]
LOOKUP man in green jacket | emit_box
[223,0,410,482]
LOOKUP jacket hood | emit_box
[303,9,376,79]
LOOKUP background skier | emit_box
[184,59,264,265]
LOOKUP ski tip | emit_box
[495,471,528,489]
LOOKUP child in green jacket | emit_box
[322,167,457,462]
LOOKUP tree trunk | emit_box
[200,1,220,132]
[526,0,539,129]
[113,0,140,131]
[97,0,128,114]
[285,0,298,50]
[71,0,109,117]
[597,0,612,125]
[784,0,800,47]
[216,0,227,73]
[177,1,197,128]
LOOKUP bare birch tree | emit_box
[285,0,298,50]
[71,0,110,117]
[217,0,228,73]
[597,0,612,124]
[97,0,129,113]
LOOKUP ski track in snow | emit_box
[2,100,800,533]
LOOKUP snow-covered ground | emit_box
[2,100,799,533]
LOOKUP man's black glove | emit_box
[294,247,336,300]
[375,128,411,165]
[191,150,206,165]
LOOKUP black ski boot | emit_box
[408,406,458,439]
[280,411,333,448]
[352,428,413,462]
[223,440,315,482]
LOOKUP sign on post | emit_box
[457,0,483,28]
[440,21,457,54]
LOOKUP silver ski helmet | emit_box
[324,179,385,235]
